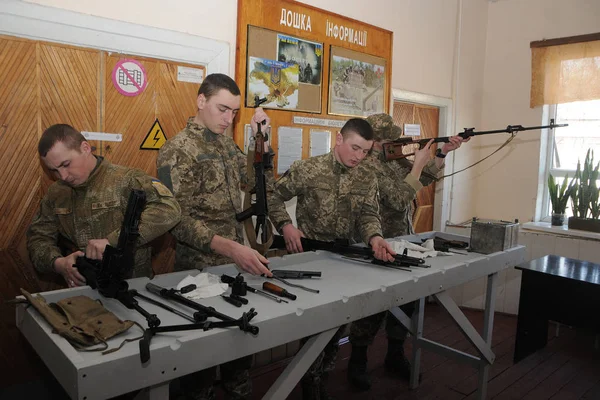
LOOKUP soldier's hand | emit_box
[230,243,272,276]
[210,235,271,276]
[441,135,468,154]
[369,236,396,262]
[282,224,305,253]
[251,107,270,135]
[413,139,434,173]
[86,239,110,260]
[54,251,87,288]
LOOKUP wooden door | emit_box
[0,34,201,388]
[392,101,440,233]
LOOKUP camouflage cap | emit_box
[366,113,402,141]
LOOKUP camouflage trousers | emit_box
[301,325,346,386]
[349,302,416,346]
[170,355,252,400]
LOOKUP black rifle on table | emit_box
[270,235,428,270]
[75,190,161,329]
[382,122,568,161]
[271,270,321,279]
[431,237,469,252]
[138,282,259,363]
[267,269,321,294]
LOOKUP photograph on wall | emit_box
[276,34,323,86]
[328,53,385,117]
[246,56,299,110]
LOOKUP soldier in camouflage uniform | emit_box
[347,113,467,391]
[269,118,396,400]
[157,73,272,276]
[27,124,181,286]
[157,73,273,400]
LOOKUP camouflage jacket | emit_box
[27,157,181,278]
[269,151,382,245]
[157,118,270,269]
[365,150,441,237]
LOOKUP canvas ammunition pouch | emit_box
[21,289,142,354]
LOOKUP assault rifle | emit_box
[270,235,427,269]
[76,190,161,328]
[76,189,146,296]
[382,122,568,161]
[235,97,273,245]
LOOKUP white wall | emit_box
[25,0,238,74]
[473,0,600,223]
[297,0,460,98]
[446,0,489,224]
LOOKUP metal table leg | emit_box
[397,273,498,400]
[409,297,425,389]
[262,327,338,400]
[134,381,170,400]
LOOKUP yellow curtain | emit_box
[530,40,600,108]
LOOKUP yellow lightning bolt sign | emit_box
[140,119,167,150]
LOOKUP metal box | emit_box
[469,218,519,254]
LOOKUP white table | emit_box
[16,232,525,400]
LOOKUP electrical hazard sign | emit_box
[140,119,167,150]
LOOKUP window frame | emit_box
[538,102,600,222]
[538,104,557,222]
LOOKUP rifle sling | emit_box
[395,157,439,182]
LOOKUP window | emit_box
[530,33,600,222]
[540,99,600,220]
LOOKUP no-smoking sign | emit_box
[112,59,148,97]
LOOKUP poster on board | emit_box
[328,53,385,117]
[247,57,299,110]
[276,34,323,86]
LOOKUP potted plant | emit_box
[568,149,600,233]
[548,172,576,225]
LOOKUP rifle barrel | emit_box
[146,282,235,322]
[383,123,568,161]
[411,123,568,145]
[132,290,196,323]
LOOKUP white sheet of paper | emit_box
[310,129,331,157]
[244,124,252,153]
[81,131,122,142]
[177,66,204,83]
[277,126,303,174]
[404,124,421,136]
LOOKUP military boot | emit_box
[346,345,371,391]
[302,378,321,400]
[384,338,411,381]
[319,372,335,400]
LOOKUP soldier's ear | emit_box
[335,131,344,146]
[80,140,92,154]
[197,94,206,111]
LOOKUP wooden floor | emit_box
[2,303,599,400]
[250,303,600,400]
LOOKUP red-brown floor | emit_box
[248,303,600,400]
